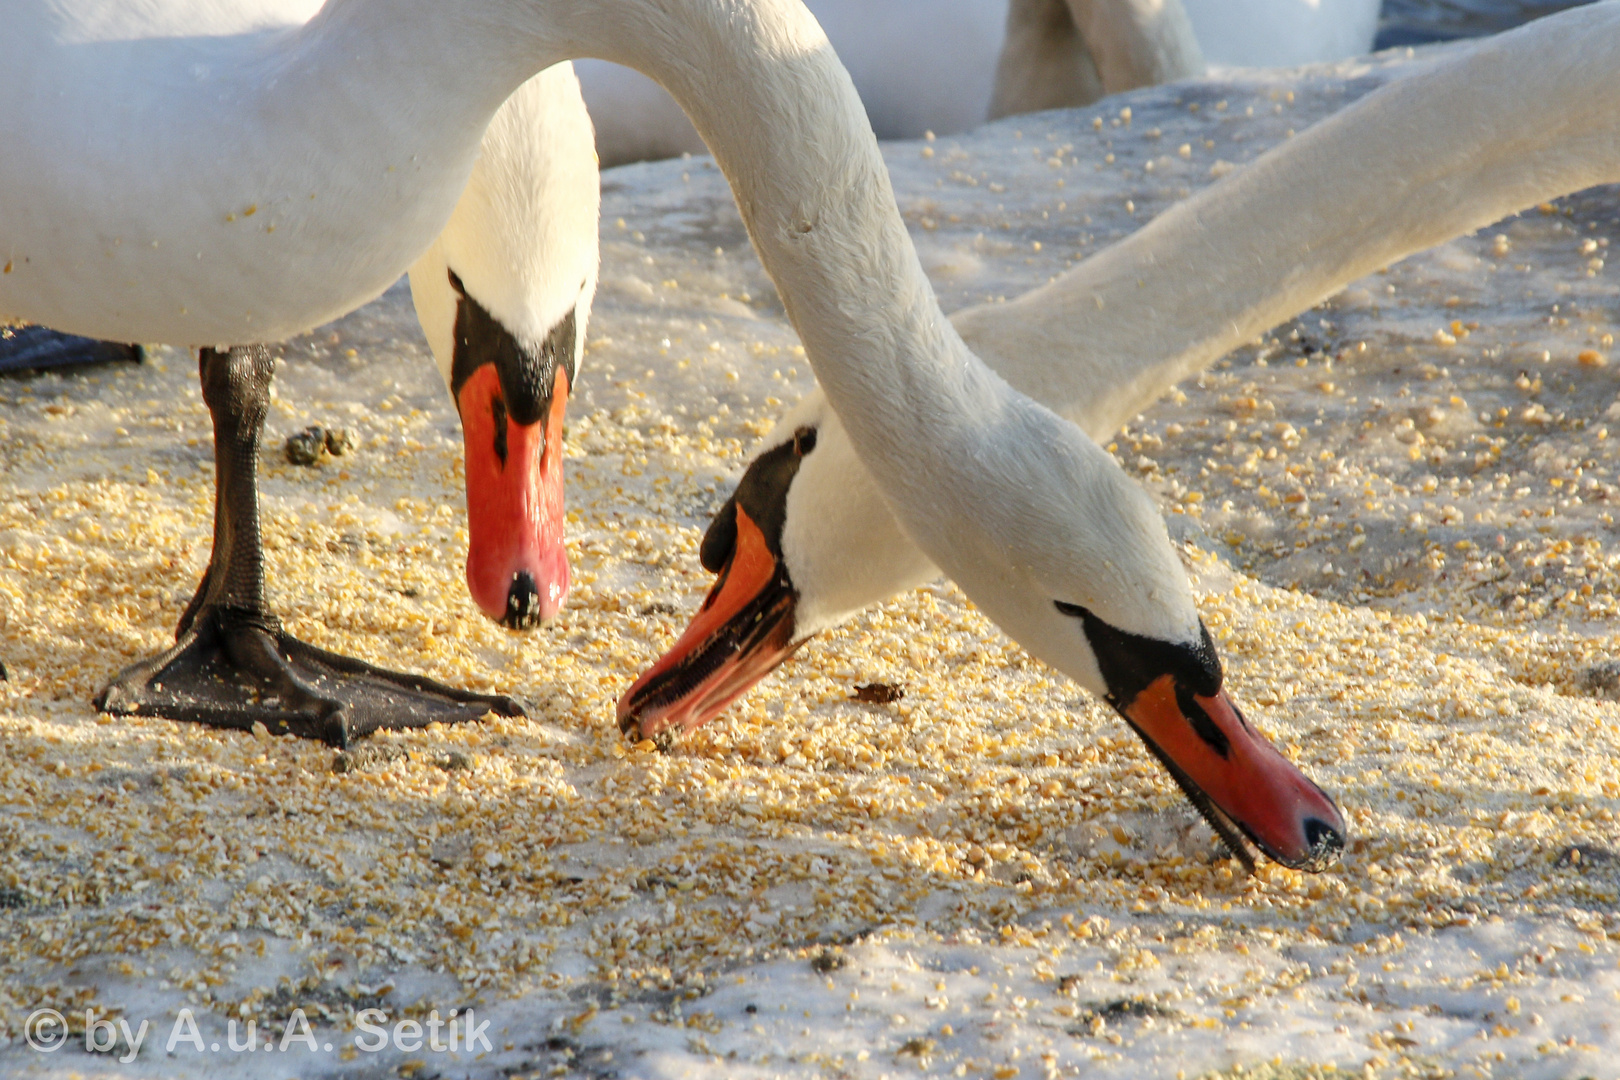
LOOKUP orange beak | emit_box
[1120,674,1345,871]
[457,363,570,627]
[617,504,802,737]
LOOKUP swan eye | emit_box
[792,427,817,456]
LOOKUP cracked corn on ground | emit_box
[1,53,1618,1079]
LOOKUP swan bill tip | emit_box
[617,542,802,736]
[1299,816,1346,872]
[502,570,561,629]
[1111,673,1346,873]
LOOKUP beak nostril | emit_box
[503,571,542,629]
[1301,817,1346,871]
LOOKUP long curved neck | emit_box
[956,2,1620,440]
[576,0,988,480]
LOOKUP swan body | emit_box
[1,0,510,345]
[3,0,1342,861]
[622,2,1620,860]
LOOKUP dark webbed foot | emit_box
[95,609,521,747]
[0,325,142,374]
[94,344,523,747]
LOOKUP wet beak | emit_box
[617,505,801,738]
[1119,675,1345,871]
[456,364,570,628]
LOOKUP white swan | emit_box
[2,1,601,743]
[619,1,1620,862]
[580,0,1378,167]
[407,66,600,630]
[1,0,1343,866]
[0,59,599,633]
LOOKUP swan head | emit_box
[406,66,599,629]
[444,269,580,628]
[620,392,1345,872]
[412,253,585,629]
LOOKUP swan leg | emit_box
[95,346,522,747]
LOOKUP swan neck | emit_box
[977,5,1620,439]
[579,0,983,445]
[288,0,540,140]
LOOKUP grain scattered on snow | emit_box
[1,46,1618,1080]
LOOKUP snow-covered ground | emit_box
[2,45,1618,1079]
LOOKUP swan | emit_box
[2,0,599,744]
[406,66,600,632]
[2,0,1344,867]
[579,0,1377,167]
[0,62,598,634]
[618,1,1620,865]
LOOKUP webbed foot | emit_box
[0,325,142,374]
[95,608,521,747]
